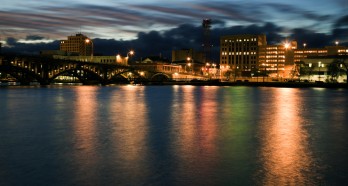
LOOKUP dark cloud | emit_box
[26,35,45,40]
[3,38,59,55]
[290,28,333,47]
[2,20,345,59]
[334,15,348,28]
[6,37,18,46]
[264,3,332,21]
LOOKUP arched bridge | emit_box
[0,55,175,85]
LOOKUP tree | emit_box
[328,59,347,84]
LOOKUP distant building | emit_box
[220,34,267,76]
[172,49,204,63]
[132,56,182,74]
[171,49,205,73]
[301,56,348,83]
[60,33,93,56]
[258,41,297,78]
[294,45,348,63]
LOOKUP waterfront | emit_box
[1,85,348,185]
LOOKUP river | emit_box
[1,85,348,185]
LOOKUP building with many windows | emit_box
[220,34,267,76]
[294,45,348,63]
[60,33,93,56]
[258,41,297,78]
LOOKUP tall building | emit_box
[258,41,297,78]
[220,34,267,76]
[60,33,93,56]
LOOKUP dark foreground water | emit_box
[0,85,348,186]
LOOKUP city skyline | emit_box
[1,0,347,59]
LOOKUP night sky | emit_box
[1,0,347,60]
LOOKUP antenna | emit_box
[202,19,212,63]
[0,36,2,54]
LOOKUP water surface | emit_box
[1,85,347,185]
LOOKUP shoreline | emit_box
[146,80,348,88]
[1,81,348,89]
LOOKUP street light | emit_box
[212,63,217,78]
[85,38,93,60]
[335,41,339,46]
[205,63,210,76]
[187,57,194,74]
[309,63,312,81]
[339,63,343,81]
[126,50,134,65]
[318,61,322,81]
[234,65,239,82]
[262,63,265,82]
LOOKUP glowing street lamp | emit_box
[308,63,312,81]
[318,61,322,81]
[335,41,339,46]
[128,50,134,57]
[85,38,94,59]
[126,50,134,64]
[186,57,194,74]
[284,42,290,49]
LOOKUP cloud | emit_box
[6,37,18,46]
[264,3,332,21]
[2,16,346,58]
[1,0,344,41]
[334,15,348,28]
[26,35,46,40]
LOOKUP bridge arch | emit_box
[150,73,171,82]
[50,67,106,84]
[0,65,44,84]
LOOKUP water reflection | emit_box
[109,86,149,184]
[171,86,219,185]
[258,88,317,185]
[72,86,99,184]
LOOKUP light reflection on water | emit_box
[72,86,99,184]
[1,86,348,185]
[257,88,316,185]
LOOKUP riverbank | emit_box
[148,80,348,88]
[1,80,347,88]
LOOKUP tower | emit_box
[0,37,2,54]
[202,19,212,63]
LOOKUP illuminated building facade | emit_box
[294,45,348,63]
[220,34,267,76]
[171,49,205,73]
[258,41,297,78]
[294,48,327,63]
[60,33,93,56]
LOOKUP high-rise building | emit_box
[258,41,297,78]
[220,34,267,76]
[60,33,93,56]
